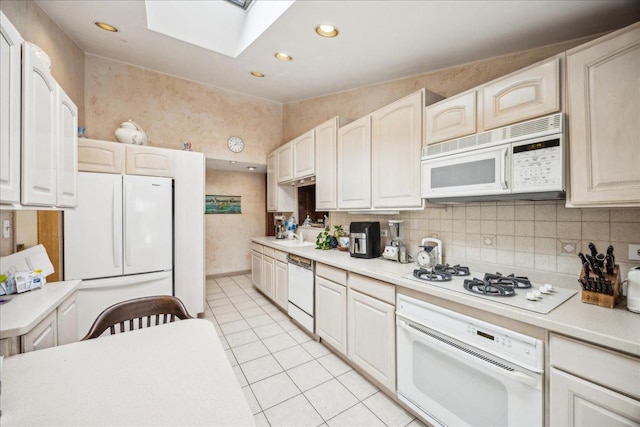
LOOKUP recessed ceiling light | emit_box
[250,71,265,77]
[229,161,237,164]
[315,24,339,38]
[247,166,256,171]
[95,22,118,32]
[274,52,292,61]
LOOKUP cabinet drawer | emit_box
[251,243,263,253]
[348,273,394,305]
[274,250,288,262]
[316,263,347,286]
[263,247,275,258]
[78,139,124,173]
[550,334,640,399]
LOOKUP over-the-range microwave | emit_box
[421,112,565,202]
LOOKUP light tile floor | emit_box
[204,274,425,427]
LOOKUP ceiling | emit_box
[37,0,639,104]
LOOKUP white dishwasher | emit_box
[287,254,314,333]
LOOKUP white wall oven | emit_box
[421,112,565,202]
[396,295,544,427]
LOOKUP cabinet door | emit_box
[56,85,78,207]
[347,289,395,391]
[251,250,263,289]
[78,139,125,173]
[0,12,23,204]
[21,42,57,206]
[173,150,205,316]
[550,368,640,426]
[482,56,560,131]
[316,276,346,354]
[125,145,174,177]
[277,143,293,183]
[263,256,275,299]
[371,90,423,209]
[315,117,339,210]
[267,150,295,213]
[567,23,640,207]
[425,91,476,145]
[21,310,57,353]
[293,129,315,179]
[275,260,288,309]
[337,116,371,209]
[57,291,78,346]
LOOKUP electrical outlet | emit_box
[380,229,388,237]
[629,244,640,261]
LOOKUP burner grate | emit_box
[484,272,531,289]
[413,268,452,282]
[463,278,516,297]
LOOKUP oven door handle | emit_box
[397,317,541,387]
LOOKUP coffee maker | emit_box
[274,215,286,239]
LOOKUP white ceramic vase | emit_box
[114,120,148,145]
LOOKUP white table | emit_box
[1,319,255,426]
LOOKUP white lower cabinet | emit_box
[316,275,347,355]
[251,248,263,290]
[274,252,288,310]
[263,253,275,299]
[56,291,78,346]
[549,334,640,426]
[347,284,395,392]
[21,310,57,353]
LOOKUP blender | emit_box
[383,220,407,262]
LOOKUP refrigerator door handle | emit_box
[113,182,122,268]
[124,180,133,268]
[81,271,172,290]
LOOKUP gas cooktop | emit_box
[403,267,577,314]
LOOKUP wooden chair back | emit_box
[81,295,193,340]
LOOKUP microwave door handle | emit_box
[500,148,509,189]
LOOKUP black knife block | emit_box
[580,264,621,308]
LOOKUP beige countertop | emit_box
[0,280,82,339]
[2,319,255,426]
[252,237,640,357]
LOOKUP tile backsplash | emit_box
[330,201,640,286]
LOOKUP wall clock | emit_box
[227,136,244,153]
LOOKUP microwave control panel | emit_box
[512,138,562,190]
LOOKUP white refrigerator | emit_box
[64,172,173,339]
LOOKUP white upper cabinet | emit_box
[56,86,78,207]
[77,139,125,173]
[125,144,174,177]
[482,56,560,130]
[267,150,295,213]
[0,12,23,204]
[425,90,476,145]
[371,90,424,209]
[315,117,341,210]
[21,41,58,206]
[277,142,293,183]
[292,129,315,179]
[566,22,640,207]
[337,115,371,209]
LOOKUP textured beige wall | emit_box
[84,55,283,163]
[1,0,85,125]
[205,170,265,276]
[282,36,595,141]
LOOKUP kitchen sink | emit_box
[272,240,315,248]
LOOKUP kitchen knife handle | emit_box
[588,242,598,258]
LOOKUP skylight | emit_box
[225,0,254,11]
[144,0,294,58]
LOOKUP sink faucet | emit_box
[296,231,304,243]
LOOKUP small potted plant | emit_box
[315,225,347,250]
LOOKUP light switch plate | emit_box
[629,244,640,261]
